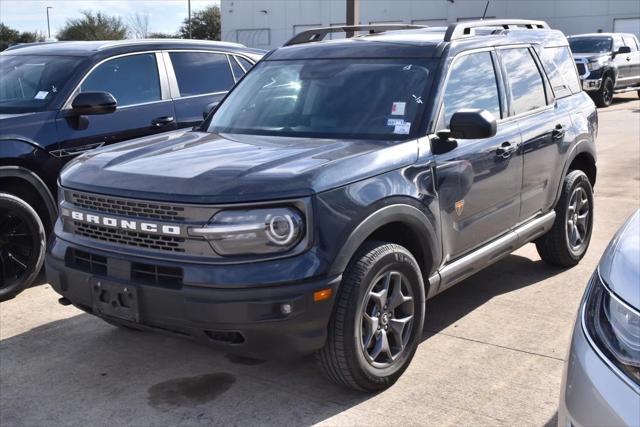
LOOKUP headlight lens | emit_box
[189,208,304,256]
[587,59,604,71]
[584,271,640,386]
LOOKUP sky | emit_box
[0,0,219,37]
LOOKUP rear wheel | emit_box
[0,193,46,301]
[593,76,614,107]
[536,170,593,267]
[316,241,425,391]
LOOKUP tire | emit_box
[536,170,594,267]
[593,76,614,107]
[0,193,46,301]
[316,241,425,392]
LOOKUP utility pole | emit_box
[346,0,360,38]
[46,6,53,39]
[187,0,192,39]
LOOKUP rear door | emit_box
[165,51,238,128]
[434,49,523,261]
[56,52,176,156]
[497,46,573,220]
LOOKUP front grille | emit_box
[131,262,183,289]
[575,62,586,76]
[70,192,186,221]
[73,222,186,252]
[66,248,107,276]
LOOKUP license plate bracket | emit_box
[91,279,140,323]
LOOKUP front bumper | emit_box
[581,79,602,92]
[46,236,340,360]
[558,316,640,427]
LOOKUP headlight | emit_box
[583,271,640,386]
[189,208,304,256]
[587,59,605,71]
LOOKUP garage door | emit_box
[614,18,640,39]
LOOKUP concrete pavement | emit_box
[1,93,638,426]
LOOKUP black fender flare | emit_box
[553,140,597,207]
[328,203,441,284]
[0,165,57,228]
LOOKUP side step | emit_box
[431,211,556,296]
[614,86,640,94]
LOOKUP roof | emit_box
[2,39,265,57]
[568,33,636,38]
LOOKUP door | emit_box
[434,50,523,261]
[166,51,238,128]
[56,52,176,156]
[621,35,640,87]
[497,47,573,220]
[611,34,632,87]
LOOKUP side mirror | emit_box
[439,109,497,140]
[71,91,117,116]
[615,46,632,55]
[203,101,220,120]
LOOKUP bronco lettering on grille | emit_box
[63,209,181,236]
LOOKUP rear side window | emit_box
[169,52,235,97]
[442,51,501,126]
[622,35,638,51]
[540,47,581,98]
[499,48,547,115]
[81,53,161,107]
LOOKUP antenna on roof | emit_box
[481,1,490,20]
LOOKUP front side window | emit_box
[499,48,547,115]
[81,53,161,107]
[441,51,501,127]
[0,55,83,113]
[622,35,639,51]
[208,58,435,140]
[569,37,613,54]
[540,47,581,97]
[169,52,235,96]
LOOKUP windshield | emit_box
[0,55,83,113]
[208,58,436,140]
[569,37,613,54]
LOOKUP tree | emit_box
[128,12,149,39]
[0,23,44,51]
[178,5,221,40]
[148,32,177,39]
[57,11,127,41]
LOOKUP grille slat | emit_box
[71,192,185,221]
[74,222,186,253]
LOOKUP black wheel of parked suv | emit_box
[0,193,46,301]
[317,241,425,392]
[536,170,593,267]
[593,76,614,108]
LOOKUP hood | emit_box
[60,130,418,204]
[0,110,58,150]
[572,53,610,61]
[599,210,640,309]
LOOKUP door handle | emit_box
[552,124,566,140]
[496,141,516,159]
[626,56,631,61]
[151,116,175,127]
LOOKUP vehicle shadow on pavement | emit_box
[0,253,564,426]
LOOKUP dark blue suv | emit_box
[0,40,263,300]
[47,21,597,391]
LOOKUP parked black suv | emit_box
[568,33,640,107]
[47,21,598,391]
[0,40,263,300]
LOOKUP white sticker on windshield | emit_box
[387,118,405,126]
[391,102,406,115]
[394,122,411,134]
[34,91,49,100]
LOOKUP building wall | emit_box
[220,0,640,49]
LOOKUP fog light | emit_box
[280,303,292,315]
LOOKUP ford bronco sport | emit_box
[47,20,598,391]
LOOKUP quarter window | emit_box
[442,51,501,127]
[236,56,254,71]
[81,53,161,107]
[499,48,547,115]
[229,56,246,80]
[169,52,235,97]
[540,47,581,97]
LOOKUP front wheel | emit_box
[536,170,594,267]
[0,193,46,301]
[316,241,425,391]
[593,76,614,107]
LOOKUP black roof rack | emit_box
[284,24,426,46]
[444,19,550,41]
